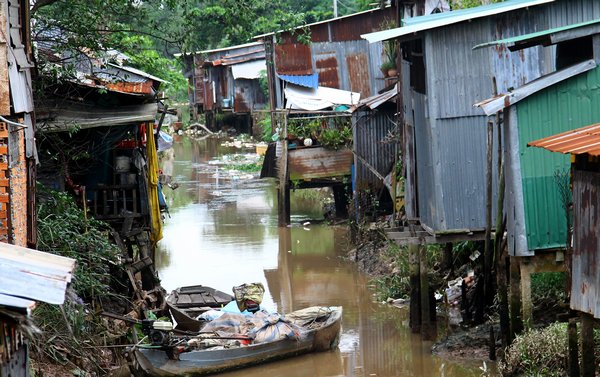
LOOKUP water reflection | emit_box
[157,137,482,377]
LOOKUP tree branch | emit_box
[31,0,61,15]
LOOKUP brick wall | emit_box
[10,128,27,247]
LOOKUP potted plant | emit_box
[380,60,396,77]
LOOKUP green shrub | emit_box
[36,186,123,301]
[531,272,566,305]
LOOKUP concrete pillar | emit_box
[520,257,533,328]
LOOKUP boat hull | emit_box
[128,307,342,376]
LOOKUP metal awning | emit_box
[285,85,360,111]
[232,60,266,79]
[353,84,398,111]
[37,100,159,132]
[0,242,75,306]
[361,0,554,43]
[474,18,600,51]
[528,123,600,156]
[474,59,596,116]
[277,73,319,89]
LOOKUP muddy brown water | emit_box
[156,136,483,377]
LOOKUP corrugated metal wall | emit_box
[571,169,600,318]
[517,66,600,251]
[437,117,499,231]
[353,108,397,191]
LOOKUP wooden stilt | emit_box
[332,185,349,217]
[420,245,434,340]
[581,312,596,377]
[509,256,524,337]
[409,243,421,333]
[568,319,580,377]
[277,116,290,226]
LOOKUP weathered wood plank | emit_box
[288,146,352,181]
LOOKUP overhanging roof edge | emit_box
[361,0,555,43]
[474,59,597,116]
[473,18,600,50]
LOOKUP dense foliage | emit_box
[36,186,123,301]
[33,186,128,374]
[31,0,376,103]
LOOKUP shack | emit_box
[529,124,600,376]
[178,42,267,133]
[35,45,167,296]
[0,243,75,376]
[474,17,600,323]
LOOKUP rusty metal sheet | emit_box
[275,43,313,75]
[528,123,600,156]
[288,147,352,181]
[233,79,253,113]
[105,81,153,95]
[205,80,214,111]
[346,53,371,97]
[194,63,205,104]
[315,55,339,88]
[571,169,600,318]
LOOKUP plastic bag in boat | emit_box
[284,306,333,327]
[197,309,225,321]
[199,313,249,335]
[232,282,265,312]
[248,312,302,344]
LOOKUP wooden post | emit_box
[581,312,596,377]
[442,242,453,272]
[568,319,580,377]
[484,120,494,307]
[409,242,421,333]
[496,149,509,347]
[332,185,349,218]
[420,244,434,340]
[265,37,278,134]
[277,114,290,226]
[509,256,524,337]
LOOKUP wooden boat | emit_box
[127,306,342,377]
[166,285,234,332]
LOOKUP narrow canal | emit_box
[156,136,482,377]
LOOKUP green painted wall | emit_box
[517,65,600,251]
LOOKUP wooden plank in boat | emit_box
[179,285,210,294]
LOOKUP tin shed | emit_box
[476,17,600,256]
[363,0,600,243]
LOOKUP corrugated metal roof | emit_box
[37,100,159,132]
[177,41,264,56]
[528,123,600,155]
[353,84,397,110]
[475,59,597,116]
[253,5,393,39]
[0,242,75,306]
[0,293,35,311]
[361,0,554,43]
[278,73,319,89]
[106,63,167,84]
[474,18,600,50]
